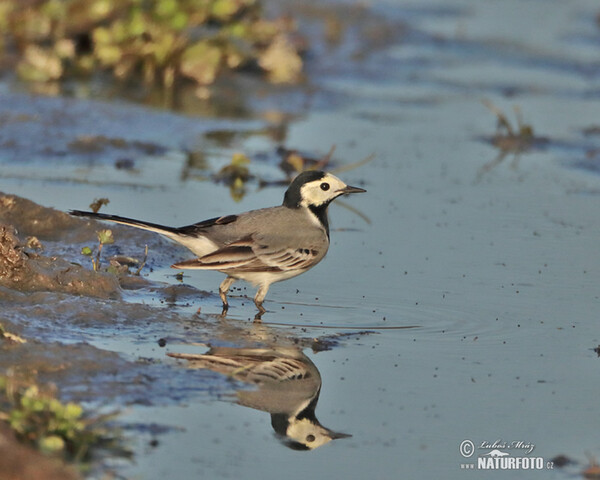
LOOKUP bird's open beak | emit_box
[339,185,366,195]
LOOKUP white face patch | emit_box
[299,173,348,208]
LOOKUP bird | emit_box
[70,170,366,313]
[168,344,351,450]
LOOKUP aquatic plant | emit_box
[0,0,303,89]
[214,152,251,201]
[477,99,549,179]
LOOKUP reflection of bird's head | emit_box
[281,417,352,451]
[271,400,351,451]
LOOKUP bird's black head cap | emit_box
[283,170,326,208]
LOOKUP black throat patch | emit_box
[309,203,330,238]
[283,171,330,236]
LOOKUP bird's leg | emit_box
[219,276,236,312]
[253,285,269,318]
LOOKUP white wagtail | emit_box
[168,344,351,449]
[70,170,366,313]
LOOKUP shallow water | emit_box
[1,0,600,478]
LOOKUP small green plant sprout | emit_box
[83,229,114,271]
[0,374,124,463]
[96,229,114,247]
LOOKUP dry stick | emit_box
[135,245,149,275]
[330,153,375,174]
[94,243,103,271]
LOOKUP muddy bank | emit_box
[0,191,123,298]
[0,191,197,300]
[0,224,120,299]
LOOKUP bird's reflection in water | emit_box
[167,324,351,450]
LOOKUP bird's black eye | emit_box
[320,182,330,191]
[306,434,316,443]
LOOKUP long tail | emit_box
[69,210,180,237]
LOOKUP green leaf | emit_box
[64,402,83,420]
[180,41,222,85]
[39,435,66,454]
[96,229,114,245]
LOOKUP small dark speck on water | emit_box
[115,158,135,170]
[158,338,167,347]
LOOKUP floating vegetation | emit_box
[482,99,537,153]
[0,0,304,91]
[277,144,336,179]
[214,152,252,201]
[477,99,549,179]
